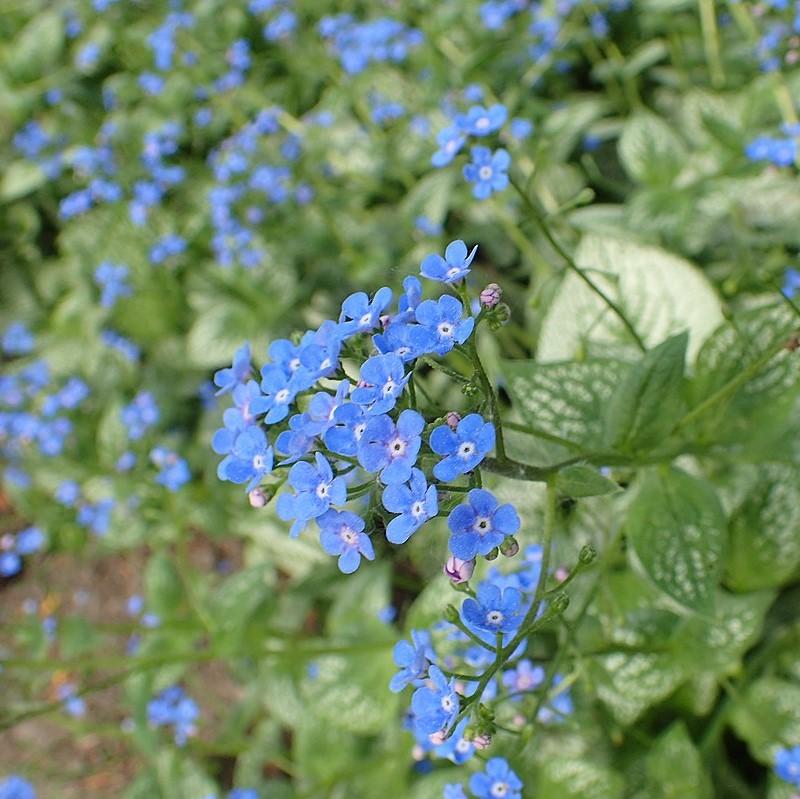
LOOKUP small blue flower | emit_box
[150,447,191,492]
[776,745,800,787]
[782,268,800,299]
[121,391,159,440]
[463,582,524,634]
[469,757,523,799]
[457,104,507,136]
[2,323,35,356]
[324,402,368,457]
[420,240,478,284]
[509,117,534,140]
[260,365,300,424]
[382,468,438,544]
[390,629,435,692]
[414,295,474,356]
[217,427,273,491]
[277,453,346,537]
[300,381,350,437]
[358,410,424,485]
[411,665,460,738]
[317,509,374,574]
[373,321,434,362]
[429,414,495,482]
[463,146,510,200]
[214,342,252,395]
[448,488,520,559]
[502,658,545,697]
[147,686,199,746]
[443,784,467,799]
[432,125,466,167]
[58,683,86,717]
[0,776,37,799]
[338,286,393,337]
[55,480,80,506]
[351,354,409,415]
[538,674,574,722]
[15,527,45,555]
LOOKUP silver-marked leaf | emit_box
[501,359,628,449]
[626,469,726,612]
[556,464,619,498]
[618,112,687,185]
[538,234,723,362]
[640,723,712,799]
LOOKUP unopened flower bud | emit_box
[462,381,479,397]
[488,302,511,330]
[445,411,462,430]
[0,534,14,550]
[444,556,475,584]
[500,536,519,557]
[472,733,493,749]
[555,566,569,583]
[428,730,448,745]
[248,488,269,508]
[579,543,597,564]
[479,283,502,309]
[444,604,461,623]
[552,592,570,613]
[485,546,500,561]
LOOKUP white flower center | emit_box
[437,322,453,337]
[445,140,459,154]
[340,527,359,545]
[491,783,509,798]
[397,345,410,357]
[289,357,301,372]
[457,441,476,459]
[441,694,455,713]
[359,312,373,326]
[474,516,491,535]
[252,454,267,470]
[316,482,330,499]
[446,266,461,279]
[382,377,396,396]
[389,437,406,458]
[486,610,504,625]
[476,117,490,130]
[456,738,471,753]
[275,388,290,404]
[478,165,493,181]
[354,422,366,440]
[411,501,425,518]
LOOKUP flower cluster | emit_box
[745,124,799,167]
[318,15,423,74]
[94,261,132,308]
[0,527,46,579]
[213,240,518,576]
[147,685,199,746]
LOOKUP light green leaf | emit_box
[7,10,64,82]
[626,469,726,612]
[538,234,723,362]
[603,332,688,453]
[144,552,184,616]
[501,359,628,450]
[0,160,46,203]
[556,464,619,498]
[641,723,712,799]
[618,112,687,185]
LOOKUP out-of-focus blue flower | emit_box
[432,125,466,167]
[509,117,534,140]
[776,745,800,787]
[150,447,191,492]
[502,658,545,697]
[94,262,131,308]
[390,630,434,692]
[2,323,35,356]
[149,234,187,264]
[463,146,510,199]
[214,342,252,395]
[457,104,507,136]
[121,391,159,440]
[0,775,37,799]
[147,686,199,746]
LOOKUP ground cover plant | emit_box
[2,0,800,797]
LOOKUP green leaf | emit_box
[208,565,272,635]
[144,552,184,616]
[618,112,687,185]
[501,359,628,450]
[603,332,688,453]
[726,463,800,590]
[7,11,64,82]
[640,723,712,799]
[556,464,619,498]
[625,469,726,612]
[729,678,800,762]
[538,234,723,362]
[0,160,46,203]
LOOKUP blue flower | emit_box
[432,125,466,167]
[150,447,191,492]
[382,468,438,544]
[0,776,37,799]
[411,665,460,738]
[149,234,186,264]
[295,320,343,388]
[76,499,115,537]
[469,757,523,799]
[121,391,159,440]
[429,414,495,482]
[277,453,346,537]
[457,104,507,136]
[463,582,524,634]
[398,275,423,317]
[15,527,45,555]
[433,717,476,764]
[782,268,800,299]
[443,785,467,799]
[776,745,800,787]
[324,402,368,457]
[58,683,86,717]
[416,295,475,356]
[420,240,478,284]
[447,488,519,559]
[300,381,350,437]
[318,509,374,574]
[2,323,35,356]
[358,410,424,485]
[537,674,574,722]
[502,658,545,697]
[463,146,510,200]
[390,629,435,692]
[373,321,434,363]
[55,480,80,506]
[214,342,252,395]
[351,354,409,415]
[339,286,393,337]
[276,413,317,464]
[147,686,199,746]
[260,365,300,423]
[217,427,273,491]
[509,117,534,140]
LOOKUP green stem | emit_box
[698,0,725,87]
[467,342,506,461]
[421,356,470,384]
[509,175,647,353]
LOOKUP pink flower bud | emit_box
[0,533,14,550]
[444,555,475,584]
[472,733,492,749]
[428,730,448,745]
[555,566,570,583]
[248,488,268,508]
[445,411,461,430]
[479,283,502,309]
